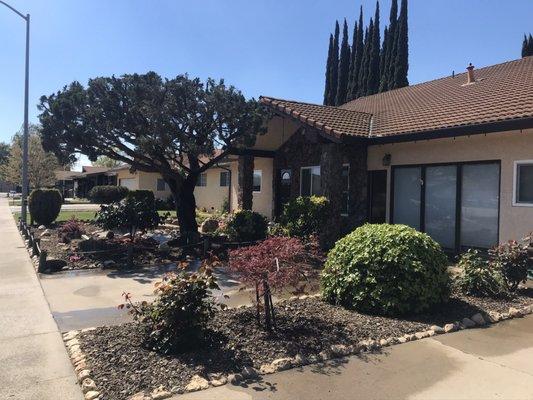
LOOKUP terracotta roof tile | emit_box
[261,56,533,140]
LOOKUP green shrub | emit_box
[224,210,268,242]
[121,269,221,354]
[321,224,450,315]
[126,189,155,204]
[154,195,175,211]
[457,249,509,298]
[88,185,128,204]
[95,194,160,237]
[28,188,62,225]
[279,196,329,238]
[489,240,530,291]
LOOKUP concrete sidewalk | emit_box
[180,315,533,400]
[0,198,83,399]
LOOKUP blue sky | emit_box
[1,0,532,150]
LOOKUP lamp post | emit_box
[1,1,29,224]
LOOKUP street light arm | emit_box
[0,0,27,20]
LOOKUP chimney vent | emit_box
[466,63,475,84]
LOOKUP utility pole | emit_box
[1,1,30,223]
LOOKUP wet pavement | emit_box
[40,263,254,332]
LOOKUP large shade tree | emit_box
[38,72,267,237]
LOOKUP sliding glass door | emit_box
[392,162,500,251]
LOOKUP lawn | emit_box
[13,209,213,225]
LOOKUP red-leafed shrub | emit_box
[58,217,85,243]
[228,236,317,331]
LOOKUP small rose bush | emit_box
[456,249,509,298]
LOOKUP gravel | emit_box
[78,289,533,400]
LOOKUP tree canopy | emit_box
[0,124,60,189]
[38,72,268,235]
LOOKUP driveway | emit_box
[178,315,533,400]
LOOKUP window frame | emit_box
[197,173,207,187]
[513,160,533,207]
[220,171,230,187]
[253,170,262,193]
[299,165,321,197]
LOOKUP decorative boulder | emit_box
[201,218,220,234]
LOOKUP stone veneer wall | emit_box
[273,128,368,241]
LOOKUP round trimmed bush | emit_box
[279,196,329,238]
[88,185,128,204]
[28,188,62,225]
[321,224,450,315]
[225,210,268,242]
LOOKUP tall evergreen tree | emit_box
[381,0,398,92]
[335,19,351,105]
[392,0,408,89]
[367,1,381,95]
[327,21,340,106]
[523,33,533,57]
[357,23,372,98]
[348,7,364,101]
[323,34,335,105]
[379,26,388,92]
[347,21,358,101]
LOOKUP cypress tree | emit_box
[348,7,364,101]
[379,26,388,92]
[381,0,398,92]
[323,34,335,105]
[529,34,533,56]
[357,23,372,98]
[392,0,408,89]
[327,21,340,106]
[347,21,358,102]
[523,33,533,57]
[367,1,381,95]
[336,19,351,105]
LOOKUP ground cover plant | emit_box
[322,224,450,315]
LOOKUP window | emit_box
[253,170,262,192]
[300,166,321,196]
[514,160,533,206]
[220,171,230,187]
[156,178,167,191]
[341,164,349,216]
[197,173,207,187]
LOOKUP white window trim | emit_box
[341,163,350,217]
[300,166,321,196]
[253,170,262,193]
[513,160,533,207]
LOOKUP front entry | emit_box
[275,169,292,217]
[392,161,500,251]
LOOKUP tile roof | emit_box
[261,57,533,141]
[260,97,372,138]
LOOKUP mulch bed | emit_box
[32,222,183,272]
[78,289,533,400]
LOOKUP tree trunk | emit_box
[169,178,199,242]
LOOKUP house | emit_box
[228,57,533,252]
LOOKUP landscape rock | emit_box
[259,364,277,374]
[40,229,51,238]
[461,318,476,328]
[293,353,308,366]
[84,391,99,400]
[128,392,149,400]
[200,218,220,233]
[397,337,407,344]
[415,331,429,340]
[487,311,502,323]
[81,234,90,241]
[444,323,457,333]
[426,330,436,337]
[241,366,258,379]
[430,325,445,334]
[77,369,91,382]
[81,378,97,393]
[380,339,389,347]
[185,375,209,392]
[522,305,533,315]
[272,357,293,371]
[471,313,486,326]
[102,260,116,268]
[509,307,523,318]
[158,241,171,254]
[318,350,331,360]
[208,373,227,387]
[228,373,243,385]
[38,225,46,229]
[330,344,351,357]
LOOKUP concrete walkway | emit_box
[0,198,83,399]
[179,315,533,400]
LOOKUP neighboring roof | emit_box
[261,56,533,141]
[54,170,82,181]
[81,166,110,174]
[260,97,372,138]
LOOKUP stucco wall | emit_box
[367,128,533,243]
[194,165,235,213]
[252,157,274,219]
[116,169,139,190]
